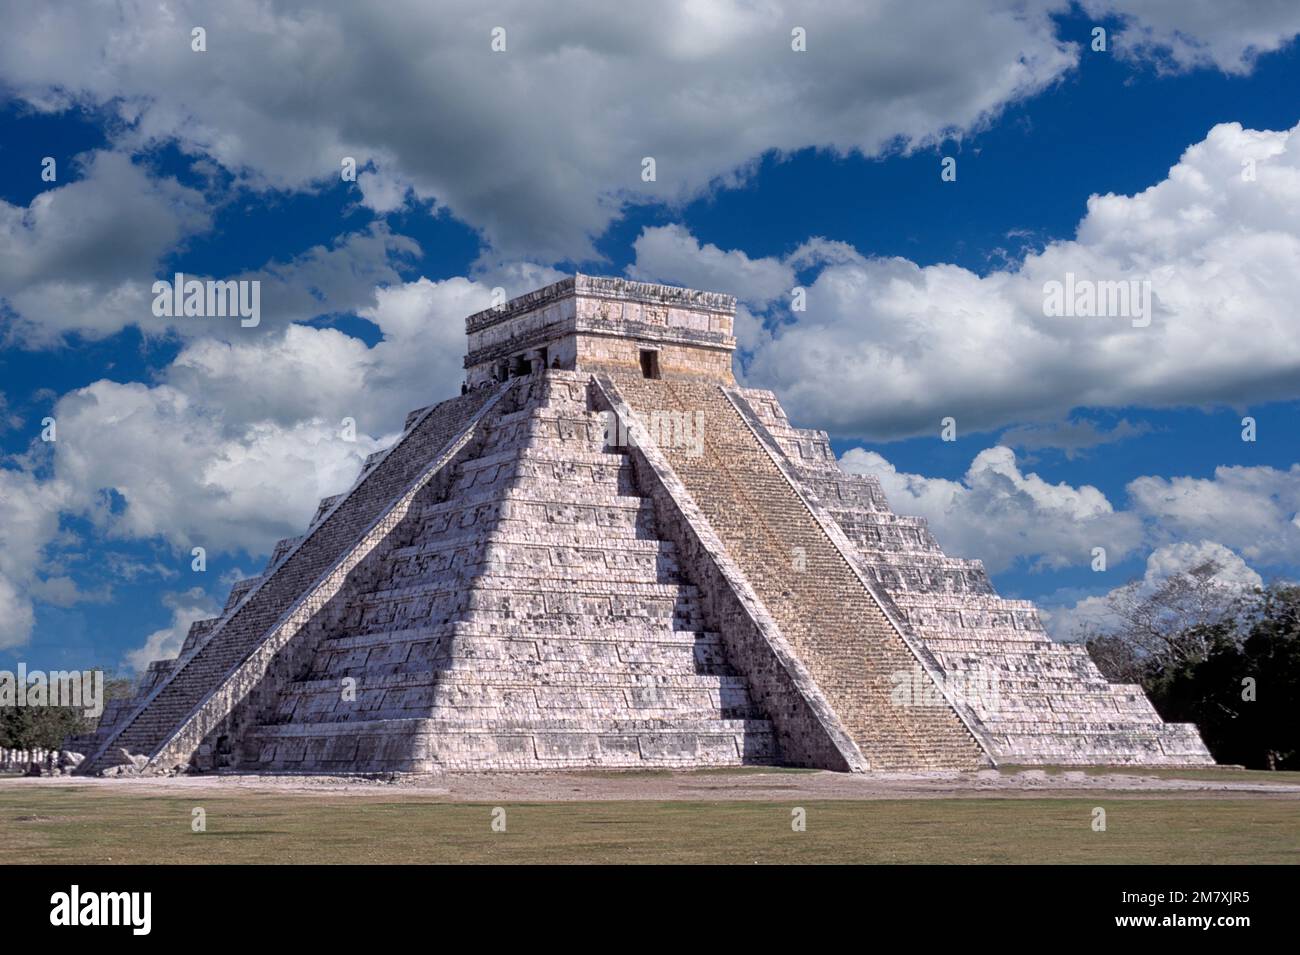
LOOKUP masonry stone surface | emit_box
[74,275,1212,774]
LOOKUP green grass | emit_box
[2,787,1297,863]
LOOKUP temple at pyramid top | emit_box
[464,274,737,387]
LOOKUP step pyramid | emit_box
[77,275,1211,774]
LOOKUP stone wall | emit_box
[578,335,734,383]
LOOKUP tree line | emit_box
[1086,564,1298,770]
[0,672,133,752]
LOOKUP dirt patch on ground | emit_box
[6,766,1300,802]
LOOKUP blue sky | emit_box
[2,2,1299,674]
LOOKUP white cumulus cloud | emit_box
[1043,540,1264,640]
[840,444,1144,573]
[1083,0,1300,74]
[1129,463,1300,565]
[0,467,75,648]
[632,121,1300,440]
[8,1,1287,265]
[124,587,221,672]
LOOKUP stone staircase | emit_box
[241,371,776,772]
[80,387,500,774]
[735,387,1213,766]
[607,375,986,771]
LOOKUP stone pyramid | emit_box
[76,275,1212,774]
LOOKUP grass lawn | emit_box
[2,787,1297,863]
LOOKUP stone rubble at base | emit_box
[64,275,1212,776]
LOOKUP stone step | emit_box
[934,653,1098,673]
[276,687,759,724]
[341,601,702,642]
[452,450,635,496]
[350,576,697,611]
[888,592,1041,614]
[285,668,750,693]
[861,560,991,581]
[461,446,629,471]
[379,548,681,587]
[380,538,682,585]
[462,481,654,509]
[280,704,767,726]
[951,679,1136,698]
[317,621,723,649]
[221,575,261,614]
[919,645,1090,663]
[419,484,654,515]
[487,393,603,422]
[276,688,760,723]
[247,716,778,772]
[427,611,706,637]
[312,656,732,684]
[920,634,1060,652]
[974,709,1164,726]
[314,633,729,675]
[992,728,1215,762]
[484,401,603,427]
[268,535,305,567]
[612,375,987,771]
[386,531,676,561]
[846,548,982,571]
[458,520,659,542]
[417,493,657,538]
[980,719,1189,734]
[460,601,704,622]
[254,715,769,735]
[477,410,608,453]
[310,493,344,526]
[178,617,220,656]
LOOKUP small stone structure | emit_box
[0,748,83,775]
[70,275,1212,774]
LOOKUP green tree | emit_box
[0,670,136,750]
[1088,581,1300,769]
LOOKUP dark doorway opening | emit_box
[639,349,661,379]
